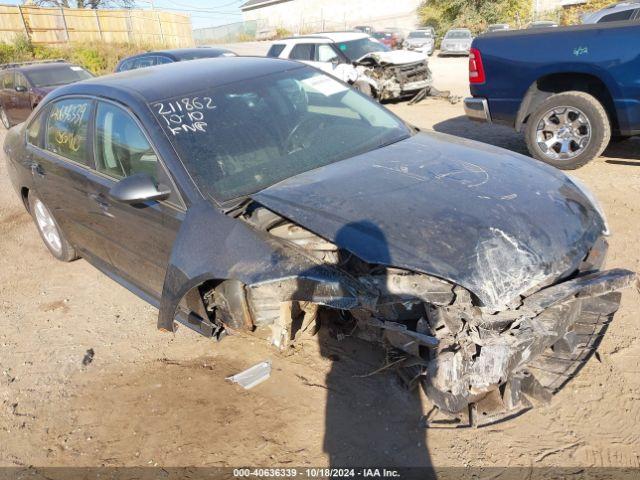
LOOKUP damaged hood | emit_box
[251,132,606,309]
[357,49,427,65]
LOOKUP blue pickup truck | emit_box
[464,21,640,169]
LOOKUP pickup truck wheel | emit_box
[0,106,11,129]
[525,91,610,170]
[29,194,77,262]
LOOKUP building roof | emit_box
[241,0,292,11]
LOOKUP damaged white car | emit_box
[266,32,432,100]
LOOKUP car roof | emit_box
[582,1,640,21]
[122,47,232,61]
[155,47,233,58]
[1,61,77,73]
[48,56,305,105]
[292,31,369,42]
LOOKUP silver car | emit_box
[581,1,640,23]
[439,28,473,56]
[404,30,435,56]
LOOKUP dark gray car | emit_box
[3,57,634,427]
[115,47,236,72]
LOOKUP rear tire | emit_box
[28,193,77,262]
[524,91,610,170]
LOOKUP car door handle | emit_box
[30,163,45,177]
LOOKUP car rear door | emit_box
[29,96,114,265]
[83,99,183,300]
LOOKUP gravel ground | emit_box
[0,55,639,470]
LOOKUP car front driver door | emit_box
[84,100,184,300]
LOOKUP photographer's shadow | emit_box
[293,221,435,469]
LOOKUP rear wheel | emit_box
[28,193,77,262]
[525,91,611,170]
[0,106,11,129]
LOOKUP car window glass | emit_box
[316,44,339,62]
[95,102,159,181]
[267,44,286,57]
[27,107,46,147]
[15,73,28,89]
[133,56,156,69]
[119,59,134,71]
[599,9,634,22]
[152,68,409,201]
[289,43,314,61]
[155,56,173,65]
[45,98,92,164]
[3,72,14,89]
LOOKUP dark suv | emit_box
[0,60,92,129]
[115,47,236,72]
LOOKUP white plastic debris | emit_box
[226,360,271,389]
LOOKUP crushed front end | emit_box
[356,54,432,101]
[199,205,636,427]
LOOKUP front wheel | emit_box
[524,91,611,170]
[29,193,77,262]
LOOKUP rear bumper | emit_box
[464,97,491,123]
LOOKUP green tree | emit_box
[418,0,532,37]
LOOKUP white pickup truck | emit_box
[266,32,432,101]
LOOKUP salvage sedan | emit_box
[4,57,635,426]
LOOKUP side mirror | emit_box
[15,85,27,93]
[108,173,170,204]
[331,57,340,66]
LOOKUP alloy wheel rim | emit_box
[0,108,9,129]
[34,199,62,255]
[536,106,592,161]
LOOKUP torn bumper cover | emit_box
[247,266,635,427]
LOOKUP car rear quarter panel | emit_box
[471,24,640,131]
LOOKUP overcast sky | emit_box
[4,0,245,29]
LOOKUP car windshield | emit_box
[408,31,432,38]
[152,67,410,202]
[336,37,390,61]
[24,65,92,87]
[445,31,471,39]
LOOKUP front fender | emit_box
[158,201,376,332]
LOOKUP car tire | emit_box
[28,193,77,262]
[525,91,611,170]
[0,106,11,129]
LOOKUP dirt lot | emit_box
[1,56,639,470]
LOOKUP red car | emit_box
[371,31,398,49]
[0,60,92,129]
